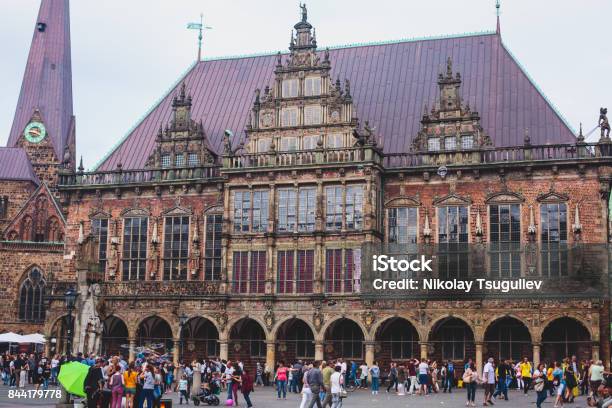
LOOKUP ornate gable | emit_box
[2,183,65,242]
[162,206,192,216]
[385,196,421,208]
[232,5,376,158]
[411,57,491,157]
[145,83,217,169]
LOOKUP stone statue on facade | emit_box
[600,107,610,139]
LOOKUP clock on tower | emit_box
[23,121,47,144]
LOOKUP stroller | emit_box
[192,387,220,406]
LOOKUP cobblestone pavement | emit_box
[0,384,592,408]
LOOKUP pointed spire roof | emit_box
[495,0,501,35]
[7,0,75,160]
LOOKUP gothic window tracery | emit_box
[18,268,46,322]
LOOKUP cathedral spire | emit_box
[7,0,75,162]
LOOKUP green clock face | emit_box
[24,121,46,144]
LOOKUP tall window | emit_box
[204,214,223,280]
[428,138,440,151]
[388,207,418,244]
[175,154,185,167]
[18,268,45,322]
[346,186,364,230]
[282,79,299,97]
[233,190,269,233]
[122,217,148,281]
[540,203,568,276]
[92,218,108,271]
[161,154,171,168]
[281,108,298,127]
[252,191,269,233]
[438,206,469,277]
[277,189,297,232]
[277,249,314,294]
[163,216,189,280]
[232,251,266,293]
[304,105,322,125]
[257,138,271,153]
[489,204,521,277]
[325,249,356,293]
[233,191,251,232]
[188,153,199,166]
[298,188,316,232]
[304,77,321,96]
[325,186,343,231]
[277,187,316,233]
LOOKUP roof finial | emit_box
[495,0,501,35]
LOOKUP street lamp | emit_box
[64,289,78,357]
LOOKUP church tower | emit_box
[7,0,75,188]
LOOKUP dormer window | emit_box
[303,135,318,150]
[281,108,298,127]
[175,154,185,167]
[327,133,343,148]
[304,77,321,96]
[445,137,456,151]
[257,138,271,153]
[188,153,199,166]
[280,137,298,151]
[282,79,299,98]
[161,154,171,168]
[304,105,322,125]
[428,138,440,152]
[461,135,474,149]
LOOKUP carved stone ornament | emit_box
[264,308,275,331]
[313,309,324,332]
[216,311,228,331]
[362,310,375,331]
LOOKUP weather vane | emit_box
[187,13,212,61]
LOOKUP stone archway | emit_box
[180,317,219,362]
[484,316,532,362]
[101,316,129,357]
[429,316,475,363]
[136,316,173,356]
[324,318,365,362]
[229,318,266,372]
[275,318,315,364]
[49,315,71,356]
[542,317,592,362]
[374,317,420,366]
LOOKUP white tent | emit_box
[0,332,25,343]
[0,332,46,344]
[20,333,46,344]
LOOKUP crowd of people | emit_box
[1,350,611,408]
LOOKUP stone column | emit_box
[315,341,324,361]
[532,343,541,368]
[173,338,180,365]
[592,342,600,362]
[475,342,483,376]
[365,342,375,366]
[419,342,428,360]
[128,338,136,363]
[219,340,229,361]
[266,341,276,373]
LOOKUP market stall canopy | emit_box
[0,332,46,343]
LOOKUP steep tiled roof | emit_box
[0,148,39,183]
[7,0,74,160]
[97,32,576,171]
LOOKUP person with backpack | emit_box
[445,360,454,393]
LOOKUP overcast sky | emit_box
[1,0,611,169]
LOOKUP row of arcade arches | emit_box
[49,315,593,369]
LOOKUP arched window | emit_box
[19,268,46,322]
